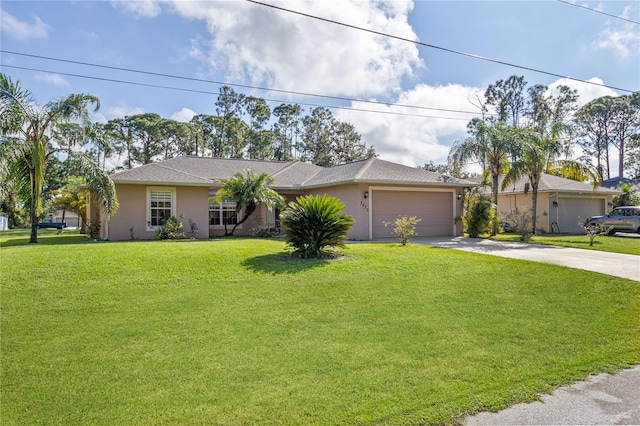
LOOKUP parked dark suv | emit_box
[584,206,640,234]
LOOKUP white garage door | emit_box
[556,198,604,234]
[372,191,453,238]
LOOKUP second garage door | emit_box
[371,190,453,238]
[555,197,605,234]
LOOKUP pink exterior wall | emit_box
[309,183,370,240]
[176,186,210,239]
[108,184,209,240]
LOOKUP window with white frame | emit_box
[209,201,238,226]
[147,188,175,229]
[209,201,239,227]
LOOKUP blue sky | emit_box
[1,0,638,169]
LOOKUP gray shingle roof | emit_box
[497,173,620,195]
[110,156,476,188]
[601,176,640,190]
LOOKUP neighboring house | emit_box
[87,156,476,241]
[601,176,640,192]
[494,174,620,234]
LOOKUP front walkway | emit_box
[414,236,639,281]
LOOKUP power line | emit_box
[0,64,472,121]
[245,0,636,94]
[556,0,640,25]
[0,50,485,117]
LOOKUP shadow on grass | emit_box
[242,252,329,275]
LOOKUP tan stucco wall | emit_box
[106,183,468,241]
[496,192,551,232]
[308,183,371,240]
[108,184,209,240]
[497,191,613,233]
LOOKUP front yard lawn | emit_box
[2,231,639,424]
[491,232,640,255]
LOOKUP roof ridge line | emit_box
[353,157,376,180]
[270,160,301,179]
[298,162,328,187]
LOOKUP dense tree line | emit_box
[447,75,640,235]
[83,86,375,171]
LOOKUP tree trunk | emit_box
[531,183,538,235]
[79,212,87,234]
[491,172,499,236]
[604,142,611,179]
[619,139,625,178]
[227,203,257,236]
[29,185,38,244]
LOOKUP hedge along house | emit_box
[495,173,620,234]
[86,156,476,241]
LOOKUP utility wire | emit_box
[0,50,484,117]
[245,0,636,94]
[556,0,640,25]
[0,64,472,121]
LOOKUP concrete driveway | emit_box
[415,237,639,281]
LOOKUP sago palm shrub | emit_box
[280,194,354,258]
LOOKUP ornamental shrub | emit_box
[384,215,421,245]
[507,208,534,241]
[156,215,186,240]
[280,194,354,258]
[463,194,496,238]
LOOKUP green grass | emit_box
[491,232,640,255]
[2,230,639,425]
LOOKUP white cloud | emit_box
[592,22,639,58]
[0,9,48,40]
[548,77,618,108]
[337,83,485,167]
[111,0,161,18]
[171,107,197,122]
[105,104,144,119]
[339,77,620,170]
[164,0,422,98]
[35,73,70,87]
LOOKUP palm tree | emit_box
[502,124,595,234]
[449,120,515,235]
[0,74,118,243]
[211,169,285,236]
[52,176,89,233]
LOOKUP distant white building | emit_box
[46,210,83,229]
